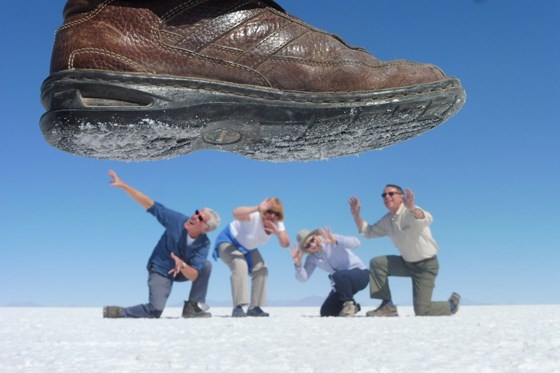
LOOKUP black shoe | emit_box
[182,301,211,318]
[231,305,247,318]
[103,306,124,318]
[41,0,465,162]
[247,306,269,317]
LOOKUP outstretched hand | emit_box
[318,227,336,244]
[289,245,303,268]
[258,198,272,213]
[108,169,124,188]
[348,196,361,217]
[263,219,279,235]
[403,188,415,210]
[168,252,183,278]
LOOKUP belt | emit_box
[411,255,437,265]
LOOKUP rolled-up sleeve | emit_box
[360,219,387,239]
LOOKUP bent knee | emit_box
[231,258,249,272]
[414,304,431,316]
[252,264,268,276]
[370,256,387,269]
[203,260,212,272]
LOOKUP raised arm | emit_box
[232,199,270,221]
[276,230,291,248]
[404,188,425,219]
[348,196,365,231]
[109,170,154,210]
[291,245,315,282]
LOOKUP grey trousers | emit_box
[122,260,212,318]
[218,242,268,308]
[369,255,452,316]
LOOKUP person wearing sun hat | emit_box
[213,198,290,317]
[291,228,369,317]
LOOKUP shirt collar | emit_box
[393,203,406,216]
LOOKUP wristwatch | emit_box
[181,262,186,269]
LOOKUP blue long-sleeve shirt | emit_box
[146,202,210,281]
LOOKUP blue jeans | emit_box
[320,268,369,317]
[123,260,212,318]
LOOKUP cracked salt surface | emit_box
[1,306,559,372]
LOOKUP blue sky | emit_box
[1,0,558,308]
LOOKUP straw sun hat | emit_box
[296,228,321,251]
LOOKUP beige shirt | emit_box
[359,203,439,263]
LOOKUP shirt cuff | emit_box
[359,220,369,234]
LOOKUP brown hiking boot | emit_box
[41,0,465,162]
[366,303,399,317]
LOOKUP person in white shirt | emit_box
[291,228,369,317]
[213,198,290,317]
[349,184,460,317]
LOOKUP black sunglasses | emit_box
[195,209,206,223]
[381,191,402,198]
[265,209,281,218]
[304,236,316,250]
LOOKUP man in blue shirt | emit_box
[103,170,221,318]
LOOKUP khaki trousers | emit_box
[218,243,268,308]
[370,255,452,316]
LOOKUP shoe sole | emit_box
[365,308,399,317]
[40,70,466,162]
[449,292,461,314]
[103,306,123,318]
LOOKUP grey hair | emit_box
[384,184,404,195]
[202,208,221,231]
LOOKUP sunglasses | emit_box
[304,236,316,250]
[265,209,281,218]
[194,209,206,223]
[381,191,402,198]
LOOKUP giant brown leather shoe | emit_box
[40,0,466,161]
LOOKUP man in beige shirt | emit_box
[349,184,460,316]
